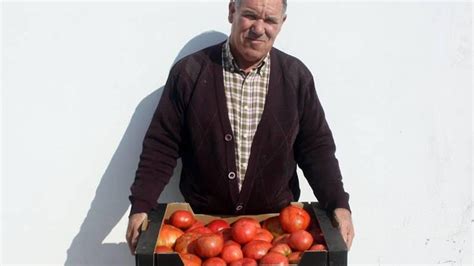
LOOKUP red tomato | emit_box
[288,230,313,251]
[195,233,224,258]
[186,220,205,233]
[269,243,292,257]
[220,244,243,264]
[272,234,290,245]
[157,224,184,249]
[202,257,226,266]
[279,205,311,233]
[262,216,285,238]
[309,243,328,251]
[174,232,201,254]
[189,226,213,235]
[232,218,259,244]
[287,251,302,264]
[232,217,261,228]
[229,258,258,266]
[170,210,196,230]
[154,245,173,253]
[254,228,274,242]
[242,240,273,260]
[207,219,230,233]
[259,252,289,265]
[224,240,241,248]
[179,253,202,266]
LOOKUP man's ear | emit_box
[228,1,236,23]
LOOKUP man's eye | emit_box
[243,14,257,20]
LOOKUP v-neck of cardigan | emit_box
[210,42,283,211]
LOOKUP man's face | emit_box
[228,0,286,67]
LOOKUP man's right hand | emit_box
[126,212,148,255]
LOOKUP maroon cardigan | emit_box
[129,42,350,216]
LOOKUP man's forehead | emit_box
[238,0,284,16]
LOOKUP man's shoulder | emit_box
[170,42,223,76]
[271,47,313,77]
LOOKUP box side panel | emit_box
[135,203,167,266]
[309,202,348,266]
[299,251,327,266]
[156,253,184,266]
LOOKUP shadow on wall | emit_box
[65,31,227,266]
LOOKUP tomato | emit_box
[259,252,289,265]
[232,217,261,228]
[157,224,184,249]
[224,240,241,248]
[272,234,290,245]
[254,228,274,243]
[195,233,224,258]
[242,240,272,260]
[269,243,292,257]
[202,257,226,266]
[189,226,213,235]
[287,251,302,264]
[220,244,243,264]
[232,218,259,244]
[309,243,328,251]
[170,210,196,230]
[262,216,285,238]
[288,230,313,251]
[279,205,311,233]
[186,220,205,233]
[229,258,258,266]
[154,245,173,253]
[174,232,201,254]
[179,253,202,266]
[207,219,230,233]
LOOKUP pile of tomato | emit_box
[155,205,327,266]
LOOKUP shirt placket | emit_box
[238,71,256,191]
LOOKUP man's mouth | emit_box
[246,37,266,43]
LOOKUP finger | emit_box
[339,225,348,245]
[126,225,135,253]
[347,227,354,250]
[130,225,141,254]
[347,234,353,250]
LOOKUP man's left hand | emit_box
[333,208,354,250]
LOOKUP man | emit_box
[126,0,354,254]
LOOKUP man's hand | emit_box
[126,212,148,255]
[333,208,354,250]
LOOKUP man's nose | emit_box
[250,19,265,37]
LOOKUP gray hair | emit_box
[234,0,287,14]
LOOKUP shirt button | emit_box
[241,162,247,168]
[244,105,249,110]
[243,134,248,139]
[224,134,233,142]
[228,172,236,180]
[236,204,243,211]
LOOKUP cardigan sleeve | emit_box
[128,65,186,216]
[294,74,351,213]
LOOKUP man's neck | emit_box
[229,42,266,74]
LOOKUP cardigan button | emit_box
[224,134,233,142]
[236,204,243,211]
[228,172,236,180]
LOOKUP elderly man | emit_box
[127,0,354,254]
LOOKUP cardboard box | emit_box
[135,202,347,266]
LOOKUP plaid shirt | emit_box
[222,39,271,191]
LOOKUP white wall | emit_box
[2,1,471,265]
